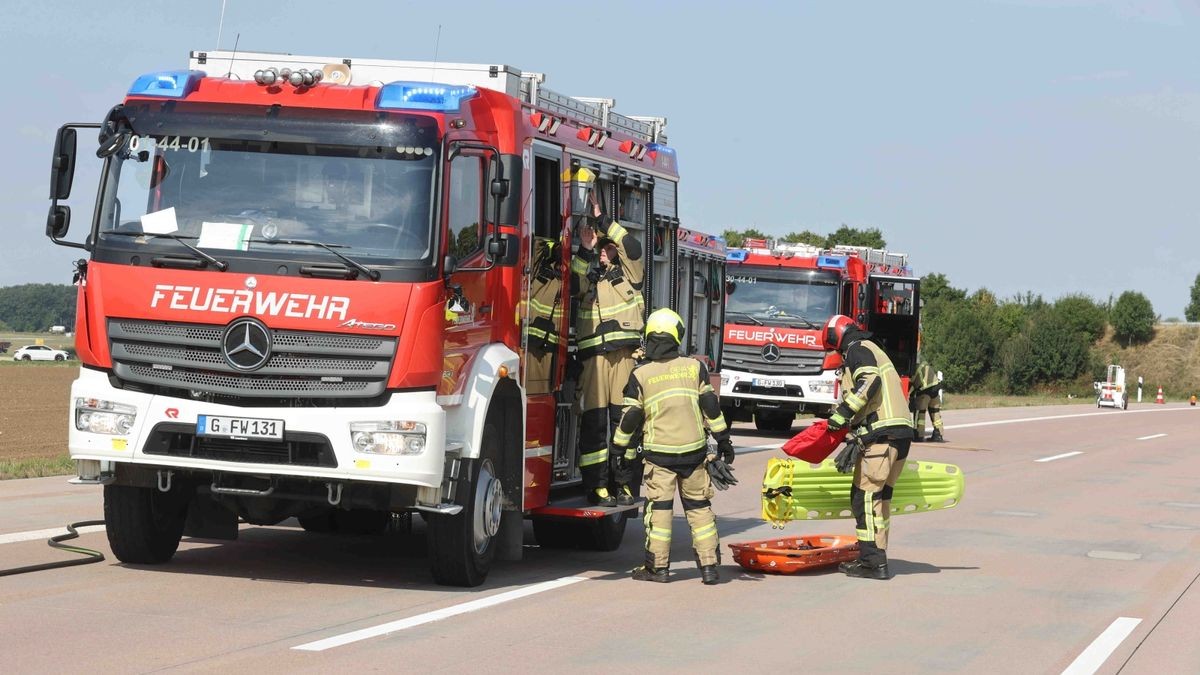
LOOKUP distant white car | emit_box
[13,345,70,361]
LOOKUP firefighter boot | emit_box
[700,565,719,585]
[588,487,617,507]
[931,429,945,443]
[840,560,891,580]
[616,484,636,507]
[632,566,669,583]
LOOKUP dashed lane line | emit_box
[292,576,587,651]
[0,524,106,546]
[1061,617,1141,675]
[1136,433,1167,441]
[1035,451,1083,463]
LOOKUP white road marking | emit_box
[992,510,1039,517]
[1036,451,1083,463]
[947,406,1188,431]
[1061,616,1141,675]
[1087,550,1142,561]
[292,576,587,651]
[1136,433,1167,441]
[1164,502,1200,509]
[0,525,106,545]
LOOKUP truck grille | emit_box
[723,343,825,376]
[143,423,337,468]
[108,319,395,399]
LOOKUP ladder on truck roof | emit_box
[189,50,667,144]
[732,239,910,273]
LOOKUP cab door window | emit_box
[448,155,484,259]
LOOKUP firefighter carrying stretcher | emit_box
[572,174,645,507]
[613,308,737,584]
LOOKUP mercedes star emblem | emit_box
[761,343,781,363]
[222,317,272,371]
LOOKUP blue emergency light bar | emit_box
[646,142,677,169]
[128,70,205,98]
[377,82,478,112]
[727,250,749,262]
[818,255,848,269]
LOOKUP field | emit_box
[0,362,76,479]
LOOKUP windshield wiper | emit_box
[726,311,764,326]
[778,314,819,330]
[249,239,381,281]
[103,231,228,271]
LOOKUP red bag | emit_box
[780,420,849,463]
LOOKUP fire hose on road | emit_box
[0,520,106,577]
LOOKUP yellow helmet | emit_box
[645,308,685,344]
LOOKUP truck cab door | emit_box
[864,276,921,378]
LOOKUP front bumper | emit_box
[719,368,838,408]
[68,368,446,487]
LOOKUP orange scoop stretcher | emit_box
[728,534,859,574]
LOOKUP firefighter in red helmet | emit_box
[823,314,915,580]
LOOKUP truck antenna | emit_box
[216,0,228,50]
[227,33,240,78]
[430,24,442,80]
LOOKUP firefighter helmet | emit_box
[823,314,858,352]
[645,308,685,345]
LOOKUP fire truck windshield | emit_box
[725,275,839,326]
[94,103,440,275]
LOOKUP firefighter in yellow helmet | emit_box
[824,314,915,580]
[613,308,737,584]
[570,169,645,506]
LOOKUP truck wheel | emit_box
[532,519,581,549]
[581,512,628,551]
[427,423,504,587]
[104,484,188,564]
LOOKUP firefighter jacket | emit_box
[571,216,644,359]
[829,338,914,444]
[525,239,565,352]
[912,362,942,398]
[613,349,731,471]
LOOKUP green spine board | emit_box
[762,458,964,523]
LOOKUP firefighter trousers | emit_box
[525,346,554,396]
[912,394,942,438]
[851,439,911,567]
[578,347,636,490]
[642,460,719,569]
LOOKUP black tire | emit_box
[55,354,65,361]
[581,512,628,551]
[532,519,582,549]
[19,354,30,361]
[103,484,188,564]
[427,422,505,587]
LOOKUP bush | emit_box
[1054,294,1107,343]
[1111,291,1156,346]
[1029,311,1090,382]
[999,334,1037,393]
[922,302,996,391]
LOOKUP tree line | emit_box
[0,284,76,332]
[723,225,886,250]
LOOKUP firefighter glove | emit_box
[706,458,738,490]
[717,438,736,465]
[827,411,848,432]
[834,439,864,474]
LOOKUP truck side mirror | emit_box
[50,126,78,201]
[486,232,519,266]
[46,205,71,239]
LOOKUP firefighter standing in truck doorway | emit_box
[613,308,737,584]
[572,174,645,507]
[824,315,915,580]
[524,236,565,396]
[910,359,945,443]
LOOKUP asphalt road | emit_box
[2,403,1199,674]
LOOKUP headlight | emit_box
[75,397,137,435]
[807,380,836,395]
[351,421,427,456]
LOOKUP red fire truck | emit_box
[718,241,920,432]
[45,50,726,586]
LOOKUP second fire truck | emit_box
[718,241,921,431]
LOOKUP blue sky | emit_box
[3,0,1198,315]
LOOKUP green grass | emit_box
[0,455,75,480]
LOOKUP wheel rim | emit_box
[472,459,503,555]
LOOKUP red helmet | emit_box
[823,314,858,352]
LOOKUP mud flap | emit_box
[496,510,523,561]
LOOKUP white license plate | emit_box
[197,415,284,441]
[753,378,785,389]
